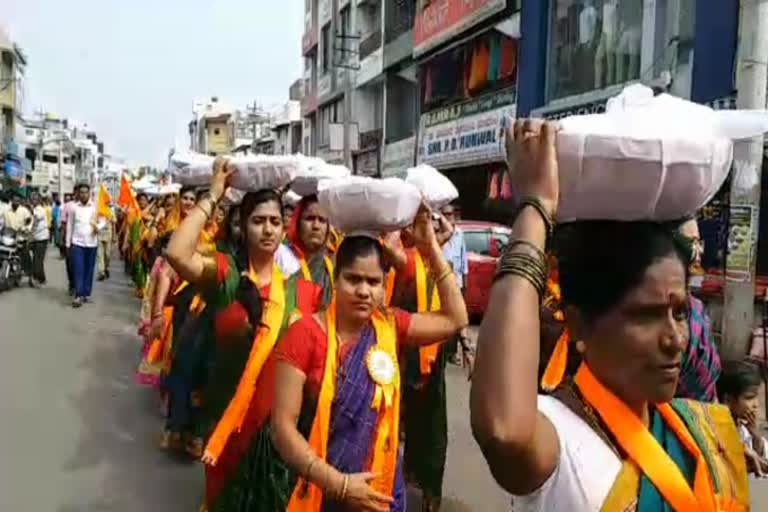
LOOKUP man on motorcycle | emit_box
[1,190,33,280]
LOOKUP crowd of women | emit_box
[114,118,760,511]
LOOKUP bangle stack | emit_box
[494,196,553,299]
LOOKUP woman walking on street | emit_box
[286,194,335,305]
[470,119,749,511]
[206,207,467,511]
[165,159,322,510]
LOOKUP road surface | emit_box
[0,250,766,510]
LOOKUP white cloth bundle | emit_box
[169,151,216,186]
[291,157,351,196]
[318,177,422,234]
[545,84,768,222]
[145,183,182,197]
[169,152,302,191]
[405,164,458,209]
[222,188,246,206]
[228,154,299,192]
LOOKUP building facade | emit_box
[410,0,521,221]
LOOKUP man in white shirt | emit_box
[29,192,50,287]
[66,183,103,307]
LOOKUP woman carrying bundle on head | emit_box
[381,214,463,512]
[199,186,467,511]
[165,159,322,510]
[286,194,335,305]
[471,119,749,511]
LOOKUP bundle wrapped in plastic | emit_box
[318,176,422,234]
[222,188,246,206]
[405,164,458,209]
[544,84,768,222]
[228,154,299,191]
[283,189,302,207]
[145,183,182,197]
[169,151,216,186]
[170,152,303,191]
[291,157,351,196]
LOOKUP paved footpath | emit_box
[0,249,767,511]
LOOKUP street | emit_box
[1,250,768,511]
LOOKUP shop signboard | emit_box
[381,137,416,177]
[413,0,507,57]
[418,88,516,169]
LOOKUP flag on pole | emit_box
[117,173,140,218]
[97,183,113,220]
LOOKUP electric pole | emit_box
[721,0,768,361]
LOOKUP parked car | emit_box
[457,220,512,319]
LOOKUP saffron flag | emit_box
[117,174,140,217]
[97,183,113,220]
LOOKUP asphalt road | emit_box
[0,249,766,511]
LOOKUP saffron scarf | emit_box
[203,263,286,466]
[540,269,570,391]
[414,252,441,375]
[287,302,401,511]
[287,196,335,290]
[575,364,719,511]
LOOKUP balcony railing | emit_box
[359,29,382,61]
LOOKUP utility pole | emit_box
[722,0,768,361]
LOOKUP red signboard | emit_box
[413,0,506,57]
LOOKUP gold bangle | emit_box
[340,474,349,501]
[435,267,453,285]
[304,456,318,480]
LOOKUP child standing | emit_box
[717,360,768,476]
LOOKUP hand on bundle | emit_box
[210,157,235,202]
[411,202,438,255]
[506,119,560,219]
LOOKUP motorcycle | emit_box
[0,233,23,291]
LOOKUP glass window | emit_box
[464,230,490,255]
[321,25,331,73]
[548,0,644,100]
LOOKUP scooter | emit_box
[0,233,23,291]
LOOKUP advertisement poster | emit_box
[726,205,756,282]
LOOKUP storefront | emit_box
[417,86,516,221]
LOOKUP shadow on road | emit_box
[59,273,202,512]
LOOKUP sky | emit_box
[4,0,304,167]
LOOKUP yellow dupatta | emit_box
[299,254,335,289]
[203,263,286,466]
[287,301,401,511]
[575,364,723,511]
[414,252,441,375]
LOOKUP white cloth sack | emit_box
[145,183,182,197]
[548,84,768,222]
[228,154,298,191]
[222,188,246,206]
[319,177,422,234]
[291,157,351,196]
[405,164,458,209]
[169,151,216,186]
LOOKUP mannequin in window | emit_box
[577,0,598,91]
[594,0,618,88]
[616,0,642,83]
